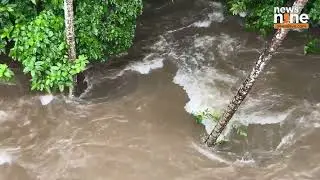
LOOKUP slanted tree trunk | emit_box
[64,0,77,97]
[205,0,309,147]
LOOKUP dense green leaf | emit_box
[227,0,320,52]
[0,63,14,81]
[0,0,142,91]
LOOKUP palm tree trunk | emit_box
[64,0,76,97]
[205,0,309,147]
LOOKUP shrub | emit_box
[0,0,143,91]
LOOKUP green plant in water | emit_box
[192,109,221,124]
[304,38,320,54]
[0,64,14,81]
[233,123,248,137]
[192,109,248,139]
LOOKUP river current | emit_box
[0,0,320,179]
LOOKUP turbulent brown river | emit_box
[0,0,320,179]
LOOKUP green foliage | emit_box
[306,0,320,54]
[75,1,105,60]
[0,63,14,81]
[227,0,320,53]
[0,0,142,92]
[304,38,320,54]
[309,0,320,23]
[103,0,143,56]
[41,0,64,9]
[0,0,37,26]
[193,109,221,124]
[75,0,143,61]
[0,2,15,53]
[9,10,88,92]
[228,0,285,36]
[192,109,248,138]
[229,1,246,16]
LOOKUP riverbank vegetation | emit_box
[0,0,142,91]
[194,0,319,145]
[193,109,248,143]
[204,0,313,146]
[226,0,320,54]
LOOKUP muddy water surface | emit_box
[0,0,320,179]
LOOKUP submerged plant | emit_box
[192,109,221,124]
[232,123,248,137]
[304,38,320,54]
[192,108,248,141]
[0,64,14,82]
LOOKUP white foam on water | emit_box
[117,16,294,141]
[209,1,223,9]
[170,33,295,139]
[193,36,217,49]
[276,132,295,151]
[39,95,54,106]
[192,3,224,28]
[121,34,280,139]
[233,157,256,167]
[201,119,215,134]
[313,123,320,128]
[192,142,258,166]
[309,108,320,128]
[169,34,243,140]
[0,150,13,165]
[208,12,225,23]
[193,20,212,28]
[0,111,8,124]
[116,36,169,76]
[166,24,193,34]
[236,108,293,126]
[191,142,231,165]
[125,55,165,74]
[217,34,241,59]
[193,12,224,28]
[173,67,236,114]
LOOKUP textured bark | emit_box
[64,0,76,96]
[205,0,309,147]
[64,0,76,60]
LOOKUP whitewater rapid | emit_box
[117,2,320,146]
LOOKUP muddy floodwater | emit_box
[0,0,320,179]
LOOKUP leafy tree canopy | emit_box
[227,0,320,54]
[0,0,143,92]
